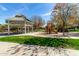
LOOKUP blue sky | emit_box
[0,3,56,24]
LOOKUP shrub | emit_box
[0,36,69,48]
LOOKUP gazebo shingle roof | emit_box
[6,14,32,24]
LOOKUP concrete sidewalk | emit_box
[0,32,79,39]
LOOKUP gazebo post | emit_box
[8,21,10,35]
[25,23,26,34]
[28,26,29,32]
[32,26,33,32]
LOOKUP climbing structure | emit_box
[45,21,57,34]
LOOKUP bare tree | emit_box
[31,16,45,30]
[52,3,79,36]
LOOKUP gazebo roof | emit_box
[7,14,29,21]
[6,14,32,24]
[8,17,25,21]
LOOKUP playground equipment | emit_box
[45,22,57,34]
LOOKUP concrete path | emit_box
[0,32,79,39]
[0,42,19,56]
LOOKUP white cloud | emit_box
[41,11,52,16]
[0,5,8,11]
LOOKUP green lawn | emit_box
[0,36,79,50]
[69,29,79,32]
[35,28,45,32]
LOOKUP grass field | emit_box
[0,36,79,50]
[69,29,79,32]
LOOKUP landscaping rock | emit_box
[0,42,79,56]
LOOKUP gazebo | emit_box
[6,14,33,34]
